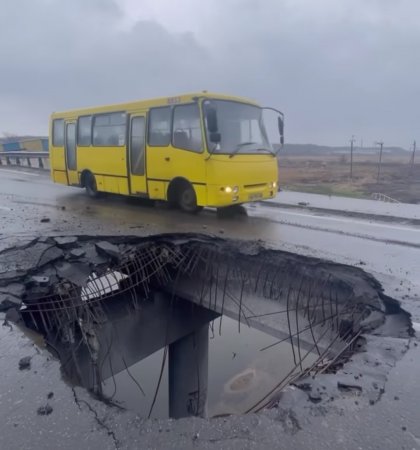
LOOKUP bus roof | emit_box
[50,92,260,119]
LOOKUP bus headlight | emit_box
[269,181,277,189]
[222,186,238,194]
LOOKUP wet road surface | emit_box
[1,167,419,301]
[1,166,420,449]
[269,190,420,220]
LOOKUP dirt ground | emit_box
[279,154,420,204]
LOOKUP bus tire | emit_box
[168,179,202,213]
[179,184,202,213]
[84,172,99,198]
[178,184,203,213]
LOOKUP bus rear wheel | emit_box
[178,185,202,213]
[84,172,99,198]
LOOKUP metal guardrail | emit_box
[0,151,49,170]
[371,192,400,203]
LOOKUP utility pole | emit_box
[375,141,384,183]
[409,140,416,175]
[350,135,356,180]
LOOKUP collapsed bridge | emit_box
[0,234,409,418]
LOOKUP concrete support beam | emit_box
[169,324,209,419]
[53,293,218,391]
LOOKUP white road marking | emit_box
[0,206,11,211]
[276,209,420,234]
[0,168,40,177]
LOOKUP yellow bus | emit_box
[49,92,284,212]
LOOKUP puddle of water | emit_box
[103,347,169,417]
[208,316,317,416]
[102,315,317,418]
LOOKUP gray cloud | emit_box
[0,0,419,146]
[0,0,215,135]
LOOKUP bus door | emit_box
[128,114,147,195]
[64,121,79,185]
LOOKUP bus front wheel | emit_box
[178,185,202,213]
[84,172,99,198]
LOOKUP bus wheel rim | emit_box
[181,189,195,209]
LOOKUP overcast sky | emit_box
[0,0,419,146]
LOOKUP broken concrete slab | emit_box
[0,282,25,298]
[37,236,53,244]
[0,243,62,277]
[56,262,91,287]
[38,246,64,267]
[54,236,78,249]
[83,244,108,266]
[0,293,21,311]
[5,307,22,322]
[95,241,120,260]
[69,248,86,259]
[0,270,27,286]
[0,238,37,254]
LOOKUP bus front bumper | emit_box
[207,182,277,208]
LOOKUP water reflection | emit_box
[102,315,317,418]
[103,347,168,417]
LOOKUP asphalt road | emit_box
[269,190,420,220]
[1,167,419,302]
[1,166,420,450]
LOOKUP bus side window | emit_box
[77,116,92,146]
[148,107,171,146]
[52,119,64,147]
[172,104,202,152]
[93,112,126,147]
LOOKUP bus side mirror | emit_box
[206,106,218,133]
[278,116,284,145]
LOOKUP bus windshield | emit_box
[204,100,272,156]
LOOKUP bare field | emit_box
[279,154,420,204]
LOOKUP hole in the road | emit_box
[1,234,412,419]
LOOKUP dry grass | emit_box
[279,154,420,203]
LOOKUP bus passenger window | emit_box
[93,112,126,147]
[172,104,202,152]
[52,119,64,146]
[148,107,171,146]
[77,116,92,146]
